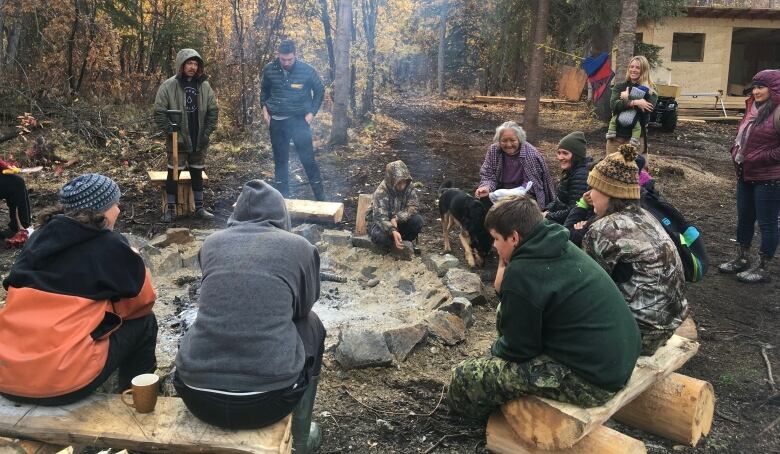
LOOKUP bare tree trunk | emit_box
[615,0,639,80]
[590,23,615,122]
[4,18,21,66]
[361,0,377,118]
[319,0,335,82]
[330,0,352,146]
[524,0,549,142]
[231,0,249,125]
[436,1,448,96]
[66,0,80,93]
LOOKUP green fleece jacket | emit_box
[491,220,641,391]
[153,48,219,154]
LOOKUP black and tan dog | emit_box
[438,181,493,267]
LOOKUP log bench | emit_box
[285,199,344,224]
[147,170,208,216]
[0,394,292,453]
[487,335,715,453]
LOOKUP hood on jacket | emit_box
[228,180,290,230]
[745,69,780,105]
[512,219,569,261]
[175,48,206,81]
[384,160,412,194]
[21,215,112,269]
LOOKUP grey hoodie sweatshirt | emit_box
[175,180,320,392]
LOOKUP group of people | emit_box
[0,41,778,452]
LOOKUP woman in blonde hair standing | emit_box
[606,56,657,155]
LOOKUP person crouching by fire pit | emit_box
[173,180,325,453]
[366,160,424,251]
[447,195,640,421]
[0,174,158,405]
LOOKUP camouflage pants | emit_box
[639,326,677,356]
[447,355,616,421]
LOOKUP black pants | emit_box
[368,214,424,249]
[166,168,204,196]
[174,311,326,430]
[269,117,322,196]
[2,314,158,406]
[0,174,31,233]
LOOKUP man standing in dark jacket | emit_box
[261,39,326,201]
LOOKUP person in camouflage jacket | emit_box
[583,144,688,355]
[366,160,423,250]
[447,196,640,421]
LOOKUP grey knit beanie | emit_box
[59,173,121,213]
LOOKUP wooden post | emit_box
[613,373,715,447]
[171,131,178,181]
[486,411,646,454]
[355,194,372,235]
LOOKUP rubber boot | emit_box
[291,375,322,453]
[718,244,751,274]
[310,180,326,202]
[737,253,772,283]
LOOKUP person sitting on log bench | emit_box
[0,174,158,405]
[366,160,423,251]
[447,195,641,421]
[583,144,689,356]
[174,180,325,454]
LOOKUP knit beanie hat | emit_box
[59,173,121,213]
[558,131,587,159]
[587,144,640,200]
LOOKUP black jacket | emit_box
[546,160,589,225]
[260,59,325,118]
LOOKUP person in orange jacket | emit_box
[0,174,157,405]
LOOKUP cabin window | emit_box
[672,33,705,62]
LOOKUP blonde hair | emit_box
[625,56,656,95]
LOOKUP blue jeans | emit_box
[736,179,780,258]
[269,117,322,196]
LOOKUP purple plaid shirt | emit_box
[478,142,555,208]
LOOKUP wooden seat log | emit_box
[486,412,646,454]
[354,194,372,235]
[147,171,208,216]
[0,437,72,454]
[285,199,344,224]
[613,372,714,446]
[0,394,292,453]
[497,335,699,450]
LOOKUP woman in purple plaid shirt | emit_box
[475,121,555,208]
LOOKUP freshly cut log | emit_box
[613,372,714,446]
[674,316,698,340]
[285,199,344,224]
[354,194,372,235]
[501,335,698,450]
[486,411,646,454]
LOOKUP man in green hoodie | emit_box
[447,195,641,420]
[154,48,219,223]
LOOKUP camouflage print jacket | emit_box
[583,204,687,330]
[367,160,419,230]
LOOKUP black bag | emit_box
[642,186,708,282]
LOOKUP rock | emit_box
[366,278,380,288]
[391,241,414,261]
[383,323,427,361]
[424,312,466,346]
[150,228,194,248]
[322,229,352,247]
[444,268,486,305]
[424,253,459,277]
[181,250,199,269]
[361,266,378,279]
[396,279,415,295]
[439,297,474,328]
[316,241,329,253]
[292,224,322,245]
[424,288,451,310]
[351,235,377,250]
[155,249,183,276]
[334,328,393,369]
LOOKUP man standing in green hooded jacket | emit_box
[154,48,219,223]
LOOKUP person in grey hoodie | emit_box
[174,180,325,452]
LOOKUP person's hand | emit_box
[574,221,588,230]
[262,106,271,125]
[475,186,490,198]
[392,230,404,250]
[390,216,398,228]
[634,99,654,112]
[620,87,630,101]
[542,211,548,218]
[305,113,314,124]
[583,190,592,206]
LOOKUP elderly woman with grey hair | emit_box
[475,121,555,208]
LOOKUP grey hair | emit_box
[493,121,526,144]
